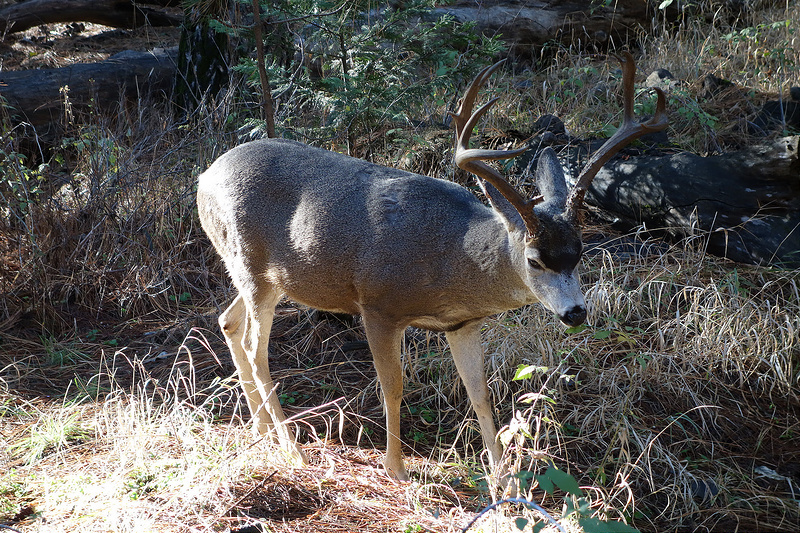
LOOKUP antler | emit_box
[566,51,669,219]
[451,60,542,237]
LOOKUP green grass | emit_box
[9,408,91,465]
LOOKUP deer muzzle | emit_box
[559,305,587,327]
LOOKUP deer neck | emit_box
[461,213,538,311]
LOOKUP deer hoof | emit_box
[383,459,409,482]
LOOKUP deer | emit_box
[196,52,667,482]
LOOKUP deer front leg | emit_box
[362,313,408,481]
[446,321,503,470]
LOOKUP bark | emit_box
[0,48,177,134]
[560,137,800,266]
[431,0,651,56]
[0,0,182,35]
[250,0,275,136]
[174,2,230,115]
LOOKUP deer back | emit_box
[197,138,536,331]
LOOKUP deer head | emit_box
[451,52,668,326]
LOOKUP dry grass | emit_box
[2,3,800,532]
[0,340,567,533]
[2,239,797,532]
[484,2,800,156]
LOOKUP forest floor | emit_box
[1,14,799,533]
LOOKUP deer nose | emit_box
[559,306,586,327]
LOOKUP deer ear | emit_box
[477,179,527,233]
[534,147,568,210]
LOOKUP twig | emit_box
[219,470,278,518]
[461,497,566,533]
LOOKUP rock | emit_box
[533,114,566,136]
[579,136,800,266]
[699,73,735,100]
[516,136,800,266]
[752,101,800,135]
[645,68,676,91]
[690,478,720,506]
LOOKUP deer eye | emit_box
[527,257,544,270]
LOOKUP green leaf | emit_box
[319,76,344,91]
[517,392,554,404]
[514,517,529,531]
[593,330,612,340]
[578,517,641,533]
[565,496,577,515]
[565,324,588,334]
[513,364,547,381]
[542,467,583,496]
[536,472,555,495]
[576,497,592,516]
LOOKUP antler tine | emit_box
[451,61,504,139]
[567,51,669,217]
[451,60,542,237]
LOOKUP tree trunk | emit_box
[431,0,650,57]
[0,0,182,34]
[430,0,786,59]
[175,2,230,115]
[250,0,275,136]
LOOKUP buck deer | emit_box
[197,52,667,481]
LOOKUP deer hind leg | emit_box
[446,321,504,472]
[362,313,408,481]
[220,294,270,433]
[219,289,306,465]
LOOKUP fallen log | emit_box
[564,137,800,267]
[431,0,650,56]
[430,0,788,58]
[0,48,177,136]
[0,0,181,35]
